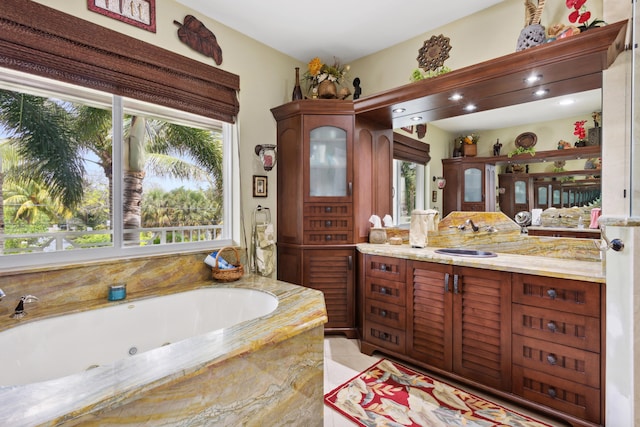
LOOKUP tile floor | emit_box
[323,336,568,427]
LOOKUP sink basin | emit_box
[434,248,497,258]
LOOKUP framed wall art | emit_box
[253,175,268,198]
[88,0,156,33]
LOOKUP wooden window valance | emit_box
[0,0,239,123]
[393,132,430,164]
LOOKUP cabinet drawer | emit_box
[512,274,600,317]
[512,335,600,388]
[364,277,405,306]
[304,203,352,216]
[304,216,352,231]
[365,255,406,282]
[365,298,405,330]
[303,231,352,244]
[512,304,600,352]
[513,365,600,424]
[363,320,405,354]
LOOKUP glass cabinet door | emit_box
[537,185,548,206]
[464,167,483,202]
[309,125,348,197]
[514,180,527,204]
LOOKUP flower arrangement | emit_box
[573,119,588,145]
[455,134,479,145]
[566,0,605,31]
[304,57,349,88]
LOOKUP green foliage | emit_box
[410,66,452,82]
[507,146,536,158]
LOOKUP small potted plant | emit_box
[456,134,479,157]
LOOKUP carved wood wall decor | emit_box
[417,34,452,72]
[0,0,239,123]
[87,0,156,33]
[174,15,223,65]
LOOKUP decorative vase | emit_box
[318,80,338,99]
[292,67,303,101]
[516,24,546,51]
[463,144,477,157]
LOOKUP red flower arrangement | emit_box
[573,120,588,146]
[566,0,605,31]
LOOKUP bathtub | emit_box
[0,277,327,426]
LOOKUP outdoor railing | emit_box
[2,225,224,255]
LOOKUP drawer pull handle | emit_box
[380,264,387,271]
[547,289,557,299]
[547,321,557,332]
[547,354,557,365]
[548,387,557,398]
[380,287,388,295]
[453,274,459,295]
[380,310,387,317]
[444,273,450,293]
[325,206,332,213]
[325,220,332,227]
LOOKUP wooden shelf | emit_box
[494,145,601,165]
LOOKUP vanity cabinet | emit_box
[512,274,603,424]
[272,100,392,336]
[358,252,605,427]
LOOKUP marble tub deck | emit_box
[0,275,328,426]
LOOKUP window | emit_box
[0,69,234,268]
[393,159,426,226]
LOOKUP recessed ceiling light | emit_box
[392,108,406,113]
[448,93,463,101]
[410,116,422,121]
[464,104,476,112]
[534,89,549,96]
[525,74,542,83]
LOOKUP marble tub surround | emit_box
[358,243,604,283]
[0,275,328,426]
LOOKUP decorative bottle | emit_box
[292,67,303,101]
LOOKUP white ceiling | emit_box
[175,0,506,63]
[175,0,601,131]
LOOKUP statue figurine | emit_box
[352,77,362,100]
[493,139,502,156]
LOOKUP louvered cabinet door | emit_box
[407,261,454,372]
[452,266,512,391]
[302,248,355,333]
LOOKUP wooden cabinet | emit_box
[498,174,531,220]
[406,260,511,390]
[442,158,495,216]
[358,252,605,426]
[272,100,392,336]
[511,274,603,424]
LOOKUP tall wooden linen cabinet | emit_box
[271,100,392,337]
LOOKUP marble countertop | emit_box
[527,226,601,233]
[357,243,605,283]
[0,276,327,426]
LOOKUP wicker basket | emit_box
[211,246,244,282]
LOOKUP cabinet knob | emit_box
[380,332,389,340]
[380,310,387,318]
[379,287,388,295]
[547,289,557,299]
[325,235,332,241]
[548,387,557,398]
[547,321,557,332]
[325,206,332,213]
[325,220,332,227]
[380,264,387,271]
[547,354,557,365]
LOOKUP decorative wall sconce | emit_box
[433,176,446,189]
[255,144,277,171]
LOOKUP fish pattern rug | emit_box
[325,359,556,427]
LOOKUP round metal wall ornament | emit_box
[417,34,452,72]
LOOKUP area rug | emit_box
[325,359,555,427]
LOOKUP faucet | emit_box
[465,219,479,232]
[11,295,39,319]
